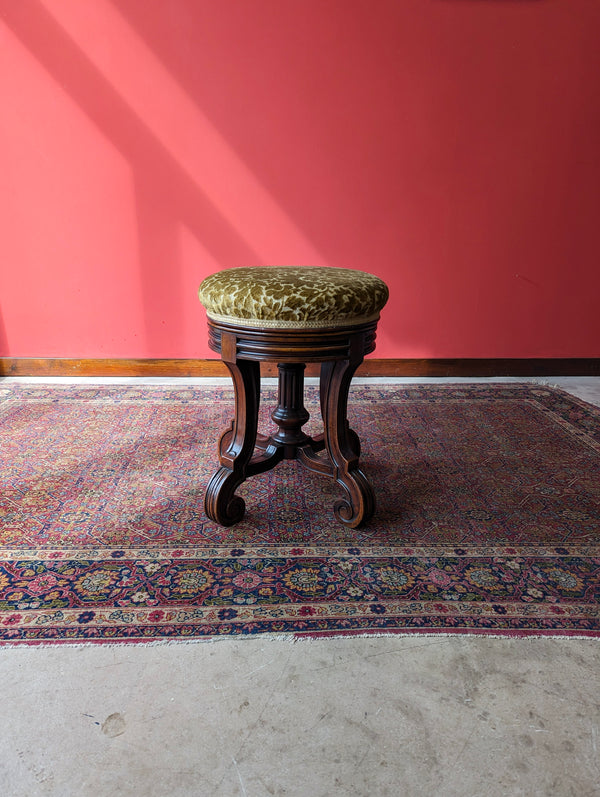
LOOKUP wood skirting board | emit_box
[1,358,599,378]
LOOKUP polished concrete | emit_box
[0,377,598,797]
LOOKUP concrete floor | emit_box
[0,377,599,797]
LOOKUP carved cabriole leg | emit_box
[319,365,360,460]
[319,349,375,528]
[204,347,260,526]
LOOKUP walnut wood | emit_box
[202,319,379,528]
[207,319,379,363]
[1,357,599,378]
[319,357,375,527]
[270,364,311,453]
[203,358,261,526]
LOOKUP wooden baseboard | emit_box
[1,357,599,378]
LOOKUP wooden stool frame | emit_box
[203,317,380,529]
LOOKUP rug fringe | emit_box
[0,633,299,650]
[1,631,598,649]
[293,630,600,642]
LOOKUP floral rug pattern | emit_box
[0,383,598,643]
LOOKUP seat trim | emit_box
[205,310,382,329]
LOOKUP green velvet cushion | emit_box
[198,266,388,329]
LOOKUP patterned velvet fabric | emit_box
[198,266,389,328]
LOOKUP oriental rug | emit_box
[0,383,598,644]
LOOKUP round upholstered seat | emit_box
[198,266,388,329]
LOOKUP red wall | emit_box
[1,0,599,360]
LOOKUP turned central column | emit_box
[270,363,311,456]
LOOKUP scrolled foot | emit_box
[333,468,375,528]
[204,466,246,526]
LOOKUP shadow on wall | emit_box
[104,0,458,358]
[2,1,336,357]
[114,0,400,274]
[1,1,266,355]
